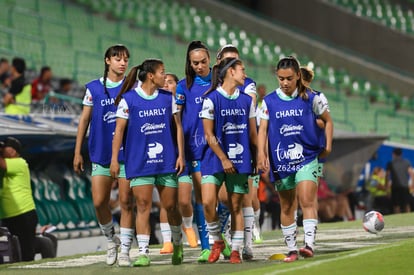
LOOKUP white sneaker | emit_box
[242,246,254,260]
[106,237,120,265]
[118,252,131,267]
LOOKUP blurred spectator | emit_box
[31,66,53,103]
[34,225,58,259]
[317,177,341,222]
[57,78,73,94]
[335,191,355,221]
[367,167,392,215]
[0,58,10,90]
[386,148,412,213]
[0,137,38,261]
[2,57,31,114]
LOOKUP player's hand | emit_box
[175,157,185,175]
[221,158,236,174]
[257,154,269,173]
[319,147,331,159]
[73,154,84,174]
[110,161,120,179]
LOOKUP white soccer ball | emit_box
[363,211,384,234]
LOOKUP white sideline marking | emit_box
[264,242,401,275]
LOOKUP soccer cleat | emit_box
[221,234,231,259]
[172,244,184,265]
[197,249,211,263]
[160,242,173,254]
[299,245,314,258]
[283,251,298,263]
[208,240,225,263]
[229,250,242,264]
[183,227,198,248]
[118,252,131,267]
[133,254,151,267]
[242,247,254,261]
[106,237,120,265]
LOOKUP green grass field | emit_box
[2,212,414,274]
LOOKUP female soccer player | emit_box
[73,45,134,267]
[257,56,333,262]
[176,40,230,262]
[201,57,257,264]
[215,44,262,260]
[110,59,185,267]
[159,72,198,254]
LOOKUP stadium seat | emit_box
[2,0,414,143]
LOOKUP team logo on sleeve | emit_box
[176,94,185,101]
[228,143,244,159]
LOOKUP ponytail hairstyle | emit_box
[276,55,309,100]
[205,57,242,95]
[216,44,239,62]
[103,44,130,98]
[185,40,210,89]
[115,58,163,105]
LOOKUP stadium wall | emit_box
[180,0,414,96]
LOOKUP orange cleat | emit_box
[183,227,198,248]
[160,242,173,254]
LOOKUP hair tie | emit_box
[219,58,238,79]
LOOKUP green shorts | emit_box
[130,173,178,188]
[317,162,324,177]
[91,163,126,178]
[274,158,319,192]
[178,174,193,184]
[248,174,260,188]
[202,173,249,194]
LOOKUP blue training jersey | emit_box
[175,72,211,161]
[121,89,177,179]
[85,79,124,165]
[264,89,323,180]
[201,89,254,175]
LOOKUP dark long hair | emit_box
[205,57,242,95]
[276,56,309,100]
[115,58,163,105]
[103,44,130,98]
[185,40,210,89]
[216,44,239,61]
